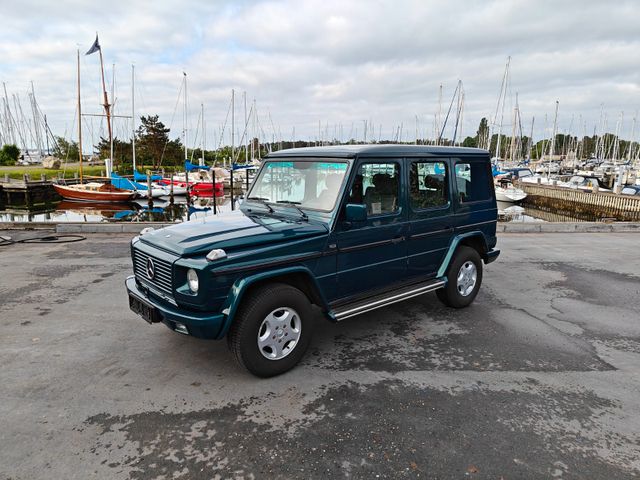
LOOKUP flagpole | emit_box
[77,49,83,183]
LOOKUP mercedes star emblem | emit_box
[146,258,155,280]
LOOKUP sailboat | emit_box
[54,36,136,203]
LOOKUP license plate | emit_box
[129,293,161,324]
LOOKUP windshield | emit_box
[248,159,349,212]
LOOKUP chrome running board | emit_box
[333,278,446,321]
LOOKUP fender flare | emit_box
[437,231,489,278]
[217,266,329,338]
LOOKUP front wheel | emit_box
[227,283,315,377]
[436,246,483,308]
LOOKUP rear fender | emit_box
[437,232,489,278]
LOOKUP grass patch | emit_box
[3,165,108,181]
[1,163,198,181]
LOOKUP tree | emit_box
[136,115,179,169]
[52,137,79,162]
[0,144,20,166]
[476,118,489,150]
[462,136,477,148]
[94,136,132,171]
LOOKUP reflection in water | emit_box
[497,200,594,223]
[2,196,593,224]
[0,196,234,223]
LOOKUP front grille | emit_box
[133,248,174,297]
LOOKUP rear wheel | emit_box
[436,246,483,308]
[227,283,315,377]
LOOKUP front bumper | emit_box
[125,276,226,339]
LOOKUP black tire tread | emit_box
[227,282,312,377]
[437,245,483,309]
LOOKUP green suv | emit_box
[126,145,500,376]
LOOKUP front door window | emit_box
[347,162,400,216]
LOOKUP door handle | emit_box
[391,236,405,244]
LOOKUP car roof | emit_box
[266,144,489,159]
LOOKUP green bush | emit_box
[0,144,20,166]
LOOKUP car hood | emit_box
[138,209,329,256]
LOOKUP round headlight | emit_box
[187,269,199,293]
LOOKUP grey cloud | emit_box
[0,0,638,148]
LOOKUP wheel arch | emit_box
[437,231,489,278]
[217,266,329,339]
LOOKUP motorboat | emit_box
[494,177,527,203]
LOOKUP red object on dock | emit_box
[189,182,225,198]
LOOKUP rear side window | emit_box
[455,162,492,203]
[410,161,448,209]
[348,162,400,215]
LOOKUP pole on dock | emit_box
[212,169,217,215]
[169,173,174,204]
[147,171,153,209]
[185,168,190,206]
[230,159,234,211]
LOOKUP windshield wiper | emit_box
[247,196,274,213]
[275,200,309,221]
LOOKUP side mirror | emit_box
[345,203,367,223]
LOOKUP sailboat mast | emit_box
[132,64,136,172]
[244,91,248,164]
[528,116,535,162]
[183,72,187,163]
[109,64,115,174]
[231,89,235,163]
[549,100,559,179]
[628,115,637,162]
[77,49,84,182]
[201,103,205,166]
[97,47,112,157]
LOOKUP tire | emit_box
[227,283,315,377]
[436,245,483,308]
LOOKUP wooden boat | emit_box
[54,42,136,204]
[55,200,138,219]
[53,182,137,202]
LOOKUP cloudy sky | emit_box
[1,0,639,151]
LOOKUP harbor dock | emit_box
[520,182,640,221]
[0,176,60,208]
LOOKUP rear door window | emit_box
[454,161,493,203]
[410,161,449,210]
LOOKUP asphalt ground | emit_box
[1,231,639,479]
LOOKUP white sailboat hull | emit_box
[137,187,169,198]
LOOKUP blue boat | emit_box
[110,173,167,198]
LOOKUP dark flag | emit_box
[86,35,101,55]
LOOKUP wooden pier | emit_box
[0,175,59,208]
[520,183,640,221]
